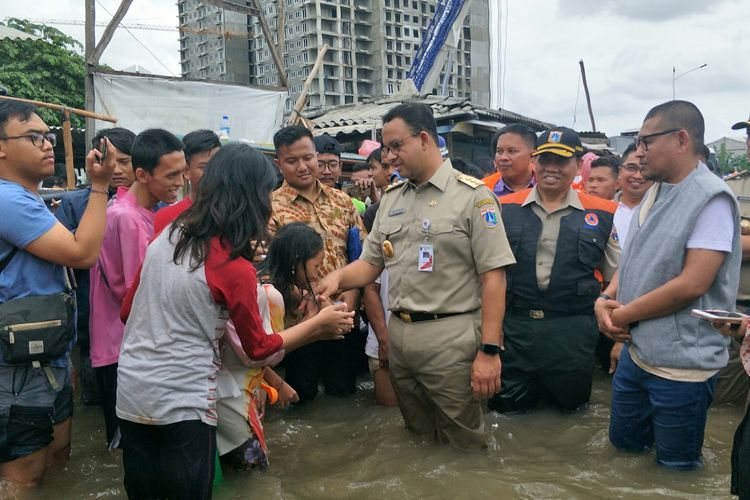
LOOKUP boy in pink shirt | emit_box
[89,128,186,447]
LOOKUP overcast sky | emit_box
[4,0,749,142]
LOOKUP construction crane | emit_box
[18,17,252,39]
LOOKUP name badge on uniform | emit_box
[418,244,434,272]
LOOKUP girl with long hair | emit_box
[217,222,328,471]
[116,144,353,500]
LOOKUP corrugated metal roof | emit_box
[0,26,41,41]
[310,94,553,136]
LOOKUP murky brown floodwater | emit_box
[19,371,744,499]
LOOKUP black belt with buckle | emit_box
[507,306,570,320]
[394,310,469,323]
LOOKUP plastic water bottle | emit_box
[219,115,230,142]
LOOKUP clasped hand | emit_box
[595,298,631,343]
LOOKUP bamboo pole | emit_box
[0,95,117,122]
[62,109,76,189]
[250,0,288,88]
[85,0,96,148]
[286,44,330,127]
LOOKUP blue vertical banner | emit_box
[407,0,471,92]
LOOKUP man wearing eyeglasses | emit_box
[613,143,653,251]
[596,100,741,470]
[314,134,344,189]
[0,100,115,487]
[317,102,515,449]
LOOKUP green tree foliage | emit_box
[717,142,750,176]
[0,18,86,127]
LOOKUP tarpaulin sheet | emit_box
[93,72,286,143]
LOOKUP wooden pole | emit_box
[578,59,596,132]
[62,109,76,189]
[0,95,117,122]
[91,0,134,63]
[250,0,288,88]
[286,44,329,127]
[84,0,133,148]
[198,0,288,88]
[84,0,96,148]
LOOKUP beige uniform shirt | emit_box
[520,187,620,290]
[724,171,750,301]
[360,160,516,314]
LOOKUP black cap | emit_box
[314,134,342,156]
[532,127,584,158]
[731,115,750,131]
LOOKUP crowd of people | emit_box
[1,96,749,499]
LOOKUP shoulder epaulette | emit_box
[385,179,407,192]
[454,172,484,189]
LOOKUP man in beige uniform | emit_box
[318,103,515,449]
[715,114,750,405]
[488,127,621,414]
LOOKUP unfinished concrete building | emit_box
[179,0,490,112]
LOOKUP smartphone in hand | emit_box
[97,138,108,164]
[690,309,748,324]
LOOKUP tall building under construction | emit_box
[178,0,490,112]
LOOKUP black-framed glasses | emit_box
[633,129,680,151]
[621,164,646,174]
[318,160,341,172]
[0,132,57,148]
[382,131,421,157]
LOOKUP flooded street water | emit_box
[29,372,743,499]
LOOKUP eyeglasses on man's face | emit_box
[0,132,57,148]
[633,128,680,151]
[318,160,341,172]
[621,164,646,174]
[382,131,421,157]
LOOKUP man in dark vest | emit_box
[488,126,620,414]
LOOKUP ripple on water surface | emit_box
[37,373,741,499]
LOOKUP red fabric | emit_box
[153,197,193,237]
[205,237,283,360]
[120,262,141,324]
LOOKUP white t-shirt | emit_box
[365,270,390,359]
[685,193,735,252]
[613,202,637,250]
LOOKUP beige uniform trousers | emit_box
[387,310,486,450]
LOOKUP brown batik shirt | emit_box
[270,180,366,278]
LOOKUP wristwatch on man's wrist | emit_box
[479,343,501,356]
[597,293,612,301]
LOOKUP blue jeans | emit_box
[609,346,718,470]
